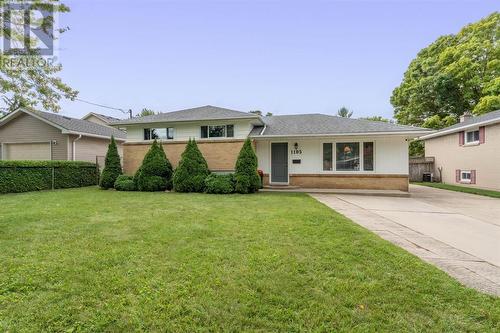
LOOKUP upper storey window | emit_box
[200,125,234,138]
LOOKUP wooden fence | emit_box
[409,157,435,182]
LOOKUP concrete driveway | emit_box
[312,185,500,296]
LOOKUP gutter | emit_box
[249,130,433,139]
[419,118,500,140]
[72,134,82,161]
[259,125,267,135]
[61,130,126,142]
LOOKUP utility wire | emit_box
[75,98,133,118]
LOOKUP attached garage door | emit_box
[4,142,51,160]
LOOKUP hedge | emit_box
[0,160,98,194]
[205,174,235,194]
[114,175,136,191]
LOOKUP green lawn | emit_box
[0,188,498,332]
[413,182,500,198]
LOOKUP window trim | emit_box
[143,127,174,141]
[200,124,235,139]
[320,140,375,173]
[464,129,480,145]
[460,170,472,183]
[335,142,361,172]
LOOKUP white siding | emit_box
[255,136,409,175]
[124,119,254,142]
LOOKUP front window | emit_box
[336,142,360,171]
[144,128,174,140]
[465,130,479,144]
[323,143,333,171]
[363,142,374,171]
[209,125,225,138]
[461,170,471,183]
[200,125,234,139]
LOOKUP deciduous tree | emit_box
[0,1,78,113]
[391,13,499,128]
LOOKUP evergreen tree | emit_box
[172,139,210,192]
[135,140,173,191]
[234,139,260,194]
[100,136,122,189]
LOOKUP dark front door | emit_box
[271,142,288,183]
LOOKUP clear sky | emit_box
[57,0,498,120]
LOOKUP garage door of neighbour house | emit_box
[4,142,51,160]
[271,142,288,183]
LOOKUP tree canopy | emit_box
[0,1,77,113]
[337,107,353,118]
[137,108,156,117]
[360,116,393,123]
[391,12,499,128]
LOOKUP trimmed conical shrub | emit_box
[172,138,210,192]
[234,138,260,194]
[100,136,122,189]
[135,140,173,191]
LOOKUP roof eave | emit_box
[111,116,264,126]
[250,130,433,139]
[419,118,500,140]
[82,112,112,124]
[62,130,126,141]
[0,108,69,132]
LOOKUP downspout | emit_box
[72,135,82,161]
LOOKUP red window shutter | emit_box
[459,131,464,146]
[479,126,485,144]
[456,169,461,183]
[471,170,476,184]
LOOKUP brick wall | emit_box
[123,140,245,175]
[263,174,409,191]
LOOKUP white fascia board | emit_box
[62,130,126,141]
[250,130,433,140]
[419,118,500,140]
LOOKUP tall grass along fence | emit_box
[0,161,98,194]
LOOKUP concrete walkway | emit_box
[311,185,500,296]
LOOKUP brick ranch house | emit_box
[0,108,126,163]
[420,110,500,191]
[111,105,431,191]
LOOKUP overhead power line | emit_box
[75,98,133,118]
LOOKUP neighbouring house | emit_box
[0,108,126,163]
[81,112,121,127]
[420,110,500,191]
[112,105,431,191]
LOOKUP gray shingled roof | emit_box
[18,109,126,139]
[250,114,430,137]
[111,105,261,125]
[420,110,500,140]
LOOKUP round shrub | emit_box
[135,140,173,192]
[114,175,136,191]
[100,136,122,189]
[205,174,235,194]
[140,176,167,192]
[173,139,210,192]
[234,139,260,194]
